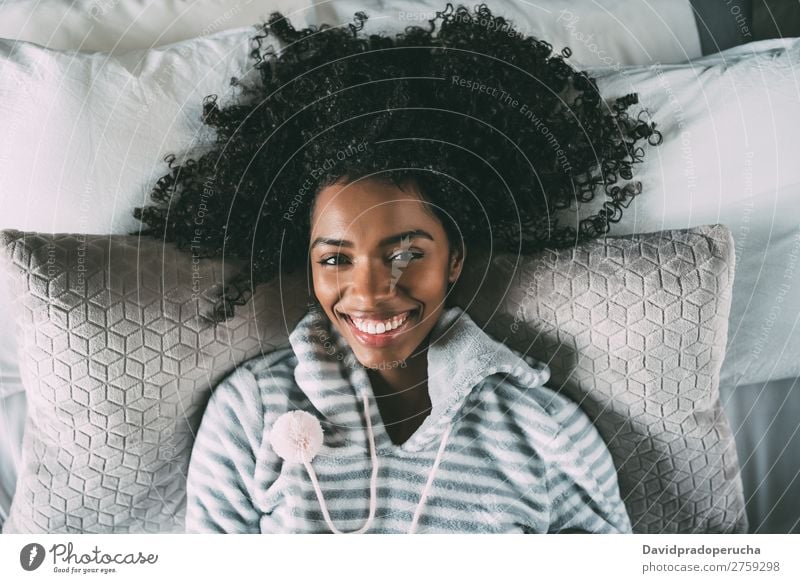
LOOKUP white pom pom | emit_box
[269,410,324,463]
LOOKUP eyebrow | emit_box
[310,229,435,250]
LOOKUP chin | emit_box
[350,345,410,368]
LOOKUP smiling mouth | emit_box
[341,309,419,342]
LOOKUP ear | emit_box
[306,253,319,307]
[447,242,466,285]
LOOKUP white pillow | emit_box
[313,0,702,66]
[0,28,260,233]
[0,0,314,54]
[574,37,800,386]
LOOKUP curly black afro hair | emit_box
[132,2,662,322]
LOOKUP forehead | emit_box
[310,179,442,242]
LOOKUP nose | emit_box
[347,257,398,304]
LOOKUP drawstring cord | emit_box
[272,394,453,534]
[302,394,379,534]
[408,419,452,534]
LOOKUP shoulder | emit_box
[492,374,594,444]
[219,345,297,386]
[208,346,298,410]
[236,345,297,380]
[492,378,613,494]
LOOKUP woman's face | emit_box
[309,177,464,369]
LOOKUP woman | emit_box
[133,2,660,533]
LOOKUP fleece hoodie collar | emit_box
[288,305,550,454]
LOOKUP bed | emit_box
[0,0,797,534]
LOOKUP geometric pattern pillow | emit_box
[452,223,748,533]
[0,230,309,533]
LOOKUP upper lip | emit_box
[341,309,416,320]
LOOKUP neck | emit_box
[366,339,431,413]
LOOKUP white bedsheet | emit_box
[0,391,25,528]
[720,376,800,534]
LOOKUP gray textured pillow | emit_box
[0,230,308,533]
[451,223,747,533]
[0,224,746,533]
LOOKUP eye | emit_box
[390,250,424,263]
[318,254,349,267]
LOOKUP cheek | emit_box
[406,260,451,296]
[311,268,337,298]
[408,268,443,293]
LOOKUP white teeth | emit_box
[350,311,412,335]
